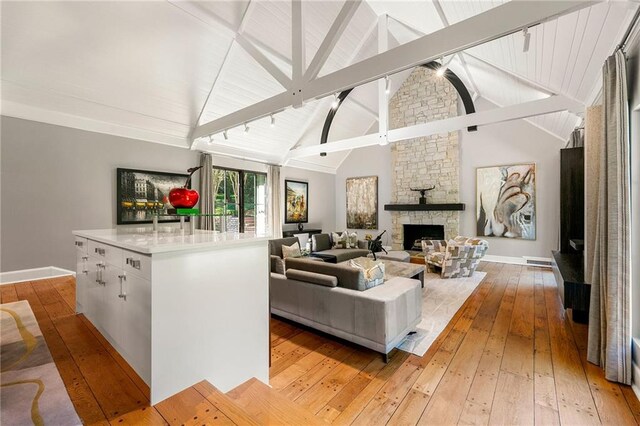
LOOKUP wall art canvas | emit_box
[476,163,536,240]
[346,176,378,230]
[117,168,189,225]
[285,180,308,223]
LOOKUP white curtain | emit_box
[587,49,631,384]
[198,153,215,231]
[267,165,282,239]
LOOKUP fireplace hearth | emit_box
[403,224,445,250]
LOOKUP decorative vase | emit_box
[169,166,203,209]
[297,222,304,231]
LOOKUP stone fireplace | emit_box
[389,66,461,250]
[403,224,445,250]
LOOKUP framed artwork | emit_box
[116,168,189,225]
[476,163,536,240]
[284,179,308,223]
[346,176,378,230]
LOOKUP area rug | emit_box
[1,300,81,426]
[397,271,487,357]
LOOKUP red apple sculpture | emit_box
[169,166,202,209]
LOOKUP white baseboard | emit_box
[482,255,552,268]
[633,338,640,401]
[0,266,75,285]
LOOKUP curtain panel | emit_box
[267,165,283,239]
[587,49,631,384]
[198,153,215,231]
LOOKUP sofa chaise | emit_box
[310,233,370,263]
[270,257,422,361]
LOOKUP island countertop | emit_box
[72,228,272,254]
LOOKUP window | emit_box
[211,167,267,234]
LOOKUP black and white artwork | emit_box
[116,168,188,224]
[476,163,536,240]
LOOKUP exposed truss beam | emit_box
[287,95,584,158]
[291,0,305,107]
[378,14,389,143]
[304,0,362,81]
[192,1,597,140]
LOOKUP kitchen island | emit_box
[72,227,271,404]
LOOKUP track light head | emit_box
[207,135,214,145]
[270,114,275,128]
[385,76,390,95]
[223,130,228,140]
[522,27,531,53]
[244,123,250,133]
[331,93,340,109]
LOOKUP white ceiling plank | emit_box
[288,95,584,158]
[236,35,291,89]
[306,1,597,100]
[194,0,596,140]
[304,0,362,81]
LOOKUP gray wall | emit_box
[281,166,336,235]
[335,144,393,246]
[459,98,561,258]
[0,117,336,272]
[1,116,200,272]
[335,97,562,258]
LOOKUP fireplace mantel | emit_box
[384,203,465,211]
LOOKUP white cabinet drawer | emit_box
[74,237,88,254]
[88,240,123,268]
[122,250,151,280]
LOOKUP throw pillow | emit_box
[281,241,302,259]
[348,232,358,249]
[349,259,386,290]
[331,231,348,249]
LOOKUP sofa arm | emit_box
[421,239,448,255]
[352,277,422,347]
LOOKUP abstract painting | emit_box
[285,180,308,223]
[476,163,536,240]
[117,168,188,224]
[346,176,378,229]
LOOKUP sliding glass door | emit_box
[211,167,266,233]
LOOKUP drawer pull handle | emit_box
[75,241,84,247]
[94,248,105,256]
[126,258,141,269]
[118,274,127,300]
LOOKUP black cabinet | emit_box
[282,229,322,238]
[553,147,590,324]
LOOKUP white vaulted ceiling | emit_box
[1,1,637,172]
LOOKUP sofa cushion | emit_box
[312,233,332,251]
[269,237,300,258]
[285,269,338,287]
[285,257,364,290]
[318,249,370,263]
[270,255,285,274]
[281,241,302,259]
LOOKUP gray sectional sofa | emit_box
[268,241,422,360]
[310,233,370,263]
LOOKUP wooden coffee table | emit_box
[353,257,425,287]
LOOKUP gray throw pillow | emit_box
[312,234,332,251]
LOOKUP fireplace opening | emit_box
[403,224,445,250]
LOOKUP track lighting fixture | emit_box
[270,114,276,127]
[331,93,340,109]
[385,76,390,95]
[522,27,531,53]
[244,123,250,133]
[436,56,447,77]
[223,130,228,140]
[207,135,214,145]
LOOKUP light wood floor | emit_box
[2,262,640,425]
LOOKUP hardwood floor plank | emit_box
[1,283,19,303]
[488,371,534,425]
[270,341,342,390]
[109,407,169,425]
[155,386,234,425]
[193,380,260,426]
[79,313,151,401]
[542,270,600,425]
